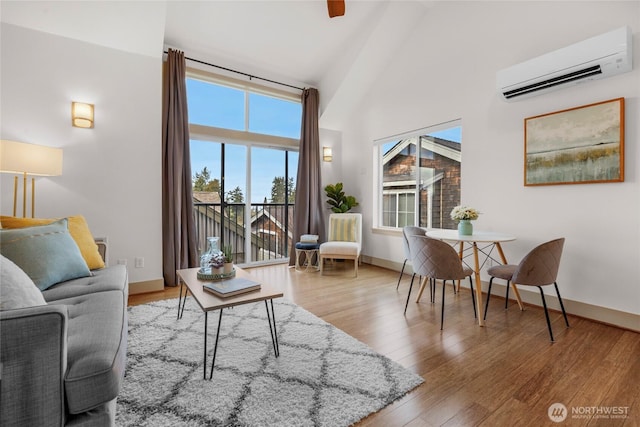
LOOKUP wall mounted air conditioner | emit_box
[497,26,632,101]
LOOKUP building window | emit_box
[376,121,462,230]
[186,69,302,265]
[383,192,416,227]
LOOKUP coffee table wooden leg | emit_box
[209,309,224,380]
[495,242,524,310]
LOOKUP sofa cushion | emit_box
[0,215,105,270]
[0,255,47,310]
[54,289,127,414]
[0,219,91,291]
[43,264,128,302]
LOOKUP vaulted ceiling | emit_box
[0,1,433,129]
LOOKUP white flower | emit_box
[450,205,480,221]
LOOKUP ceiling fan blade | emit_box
[327,0,345,18]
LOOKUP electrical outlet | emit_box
[117,259,127,266]
[135,257,144,268]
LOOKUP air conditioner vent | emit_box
[497,26,632,101]
[503,65,602,99]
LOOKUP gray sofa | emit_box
[0,263,128,426]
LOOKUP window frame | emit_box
[186,67,301,151]
[186,67,301,266]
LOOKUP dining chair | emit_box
[405,235,477,330]
[484,238,569,341]
[319,213,362,277]
[397,226,425,290]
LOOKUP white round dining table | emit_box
[426,229,522,326]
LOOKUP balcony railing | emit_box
[193,201,294,265]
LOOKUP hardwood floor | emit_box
[128,263,640,426]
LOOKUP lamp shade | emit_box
[72,102,94,128]
[0,140,63,176]
[323,146,333,162]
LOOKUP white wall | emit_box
[0,23,163,284]
[339,2,640,317]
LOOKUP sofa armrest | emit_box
[1,305,68,427]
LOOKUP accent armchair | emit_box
[406,235,477,329]
[319,213,362,277]
[485,237,569,341]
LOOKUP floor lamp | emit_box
[0,140,63,218]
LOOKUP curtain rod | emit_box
[164,50,305,92]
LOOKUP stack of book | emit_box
[300,234,319,243]
[203,278,261,298]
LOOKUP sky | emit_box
[187,78,301,203]
[187,78,462,201]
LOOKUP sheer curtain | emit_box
[289,88,326,265]
[162,49,198,286]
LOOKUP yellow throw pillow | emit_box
[329,217,357,242]
[0,215,105,270]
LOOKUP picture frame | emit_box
[524,97,624,186]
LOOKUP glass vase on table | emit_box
[200,237,224,274]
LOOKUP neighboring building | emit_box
[192,191,293,264]
[382,136,460,229]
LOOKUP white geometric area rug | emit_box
[117,298,423,427]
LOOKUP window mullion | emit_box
[244,92,250,131]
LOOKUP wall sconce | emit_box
[323,146,333,162]
[0,140,64,217]
[72,102,94,128]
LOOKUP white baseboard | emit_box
[129,278,164,295]
[364,255,640,332]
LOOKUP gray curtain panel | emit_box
[161,49,198,286]
[289,88,326,266]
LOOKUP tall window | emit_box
[186,70,302,265]
[376,121,462,230]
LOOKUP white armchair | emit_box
[319,213,362,277]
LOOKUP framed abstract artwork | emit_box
[524,98,624,186]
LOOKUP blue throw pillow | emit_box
[0,218,91,291]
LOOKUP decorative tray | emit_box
[197,268,236,281]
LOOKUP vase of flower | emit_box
[457,219,473,236]
[200,237,225,274]
[450,205,480,236]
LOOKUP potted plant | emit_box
[325,182,359,213]
[222,244,234,274]
[206,251,224,275]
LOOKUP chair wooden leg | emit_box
[416,277,428,303]
[554,282,570,327]
[538,287,555,342]
[396,259,407,290]
[319,256,324,275]
[354,257,358,277]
